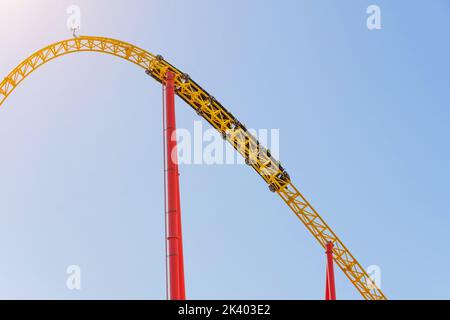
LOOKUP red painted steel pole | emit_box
[176,176,186,299]
[164,71,186,300]
[325,241,336,300]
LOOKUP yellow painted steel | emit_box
[0,36,386,300]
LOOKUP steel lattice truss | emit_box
[0,36,386,300]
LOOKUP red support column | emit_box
[325,241,336,300]
[176,176,186,299]
[164,71,186,300]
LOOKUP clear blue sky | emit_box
[0,0,449,299]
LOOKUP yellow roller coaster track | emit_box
[0,36,386,300]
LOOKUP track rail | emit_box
[0,36,386,300]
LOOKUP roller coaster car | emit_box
[269,171,291,192]
[280,171,290,182]
[180,73,190,83]
[208,96,217,107]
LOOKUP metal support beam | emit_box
[164,71,186,300]
[325,242,336,300]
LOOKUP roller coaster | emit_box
[0,36,386,300]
